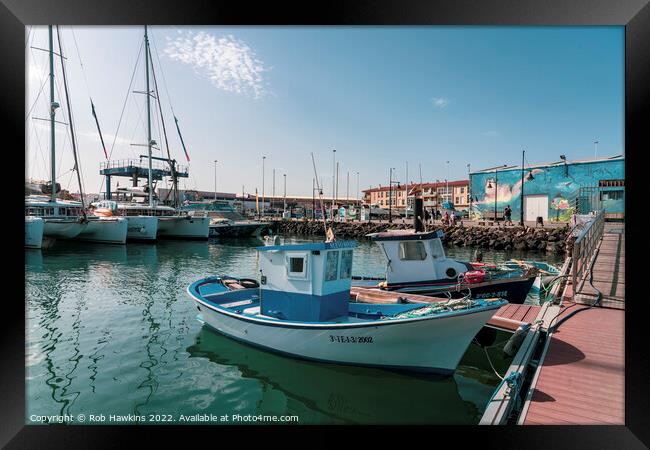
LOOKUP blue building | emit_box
[469,155,624,223]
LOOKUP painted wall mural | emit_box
[469,159,624,222]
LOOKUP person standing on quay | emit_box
[504,205,513,226]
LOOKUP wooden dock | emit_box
[517,224,625,425]
[481,219,625,426]
[518,301,624,424]
[574,223,625,309]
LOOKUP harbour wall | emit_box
[270,220,572,255]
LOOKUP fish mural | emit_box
[469,157,624,222]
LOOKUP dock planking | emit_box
[519,302,624,425]
[574,224,625,309]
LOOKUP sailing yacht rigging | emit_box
[95,25,209,240]
[25,25,89,243]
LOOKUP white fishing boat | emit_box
[187,240,506,375]
[354,230,538,304]
[25,216,44,249]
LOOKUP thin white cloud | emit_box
[432,97,449,108]
[483,130,499,137]
[163,31,269,99]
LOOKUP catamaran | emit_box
[25,216,44,249]
[353,229,538,304]
[92,26,209,240]
[187,240,506,375]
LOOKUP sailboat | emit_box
[25,26,89,243]
[96,26,209,240]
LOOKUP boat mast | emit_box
[48,25,57,203]
[145,25,153,208]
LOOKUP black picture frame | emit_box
[4,0,648,447]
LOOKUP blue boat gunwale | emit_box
[187,277,507,330]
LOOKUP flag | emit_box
[91,100,108,159]
[174,116,191,162]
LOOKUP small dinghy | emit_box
[187,240,507,375]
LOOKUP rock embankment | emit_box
[270,220,572,255]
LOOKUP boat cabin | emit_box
[367,230,470,285]
[25,196,85,218]
[256,241,356,322]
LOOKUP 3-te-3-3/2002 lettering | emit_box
[329,335,373,343]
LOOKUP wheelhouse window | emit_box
[339,250,353,279]
[286,252,308,279]
[325,250,339,281]
[399,241,427,260]
[429,239,445,259]
[290,257,304,273]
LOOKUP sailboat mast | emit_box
[49,25,56,203]
[145,25,153,207]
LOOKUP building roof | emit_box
[471,154,624,174]
[362,180,468,194]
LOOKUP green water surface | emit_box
[25,237,563,425]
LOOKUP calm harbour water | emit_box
[25,236,564,425]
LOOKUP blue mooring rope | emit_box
[487,371,523,407]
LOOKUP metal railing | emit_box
[571,209,605,292]
[100,159,188,175]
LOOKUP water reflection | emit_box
[187,327,479,424]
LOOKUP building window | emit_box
[460,187,465,193]
[398,241,427,261]
[600,190,624,201]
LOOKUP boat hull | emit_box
[368,276,537,305]
[25,217,44,249]
[42,219,87,239]
[124,216,158,241]
[209,222,266,238]
[158,216,210,239]
[189,292,500,375]
[76,217,128,244]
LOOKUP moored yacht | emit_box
[25,195,88,240]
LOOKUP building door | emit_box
[524,194,548,222]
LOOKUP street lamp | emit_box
[388,167,400,223]
[213,160,218,201]
[467,163,471,219]
[332,149,336,221]
[486,165,508,222]
[445,160,450,204]
[594,140,598,159]
[283,173,287,215]
[261,155,266,219]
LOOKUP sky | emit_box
[26,26,624,198]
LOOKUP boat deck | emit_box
[519,301,624,424]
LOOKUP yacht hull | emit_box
[158,216,210,239]
[25,217,44,249]
[76,217,128,244]
[124,216,158,241]
[208,222,267,238]
[43,219,87,239]
[188,288,501,375]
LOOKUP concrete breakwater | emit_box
[270,220,572,255]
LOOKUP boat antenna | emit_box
[310,152,329,238]
[56,26,86,216]
[419,162,426,232]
